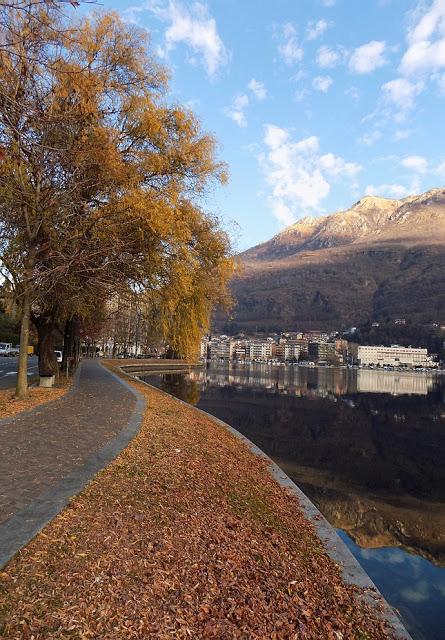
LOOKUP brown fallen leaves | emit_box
[0,380,70,421]
[0,372,396,639]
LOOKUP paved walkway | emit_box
[0,360,144,566]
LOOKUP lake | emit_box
[141,364,445,640]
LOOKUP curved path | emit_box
[0,360,145,567]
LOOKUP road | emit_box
[0,356,39,389]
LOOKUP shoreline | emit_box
[202,360,445,374]
[118,358,444,375]
[132,367,412,640]
[0,359,412,638]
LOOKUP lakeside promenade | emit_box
[0,359,410,638]
[0,361,137,563]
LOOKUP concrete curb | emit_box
[0,362,146,569]
[134,372,412,640]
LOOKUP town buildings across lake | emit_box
[200,334,442,370]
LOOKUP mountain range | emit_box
[222,188,445,332]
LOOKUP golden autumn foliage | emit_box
[0,6,234,387]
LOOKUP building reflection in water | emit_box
[186,364,436,397]
[142,364,445,640]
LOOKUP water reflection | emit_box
[142,364,445,640]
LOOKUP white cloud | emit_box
[224,94,249,127]
[272,202,295,226]
[394,129,412,140]
[278,23,304,65]
[373,2,445,116]
[402,155,428,173]
[400,0,445,76]
[147,1,227,77]
[307,19,329,41]
[359,130,382,145]
[433,71,445,93]
[312,75,333,92]
[225,110,246,127]
[345,86,360,101]
[434,159,445,177]
[234,94,248,109]
[225,81,267,125]
[381,77,424,110]
[122,5,144,25]
[264,124,288,148]
[318,152,362,177]
[260,124,361,225]
[294,88,310,102]
[321,0,336,6]
[316,45,340,68]
[248,78,267,101]
[349,40,387,73]
[365,183,409,198]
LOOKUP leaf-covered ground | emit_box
[0,372,396,639]
[0,381,69,421]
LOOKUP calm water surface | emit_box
[142,364,445,640]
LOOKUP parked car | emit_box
[0,342,12,356]
[54,350,63,363]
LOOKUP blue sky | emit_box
[105,0,445,250]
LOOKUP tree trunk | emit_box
[61,316,82,375]
[38,326,57,378]
[61,318,72,376]
[73,316,82,367]
[15,290,30,398]
[33,314,58,382]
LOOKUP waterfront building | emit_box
[249,341,273,360]
[274,341,285,361]
[308,341,336,363]
[217,338,235,360]
[207,336,231,360]
[284,341,300,361]
[233,340,248,361]
[295,338,309,359]
[200,337,209,358]
[356,344,430,367]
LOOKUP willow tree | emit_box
[0,8,233,395]
[151,200,234,359]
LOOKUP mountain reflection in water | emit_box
[142,364,445,640]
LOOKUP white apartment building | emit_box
[207,338,221,359]
[217,339,235,360]
[205,336,235,360]
[284,342,300,361]
[200,338,209,358]
[357,345,429,367]
[249,341,273,360]
[234,340,248,361]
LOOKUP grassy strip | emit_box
[0,370,395,639]
[0,379,71,421]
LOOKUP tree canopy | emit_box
[0,6,234,393]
